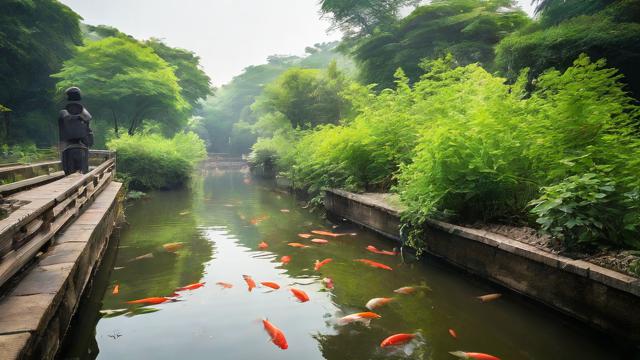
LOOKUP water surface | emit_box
[62,168,635,360]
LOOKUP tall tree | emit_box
[353,0,529,89]
[53,37,189,136]
[146,39,213,109]
[320,0,420,38]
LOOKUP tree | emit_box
[496,0,640,97]
[53,37,189,136]
[146,39,213,109]
[320,0,420,38]
[353,0,530,90]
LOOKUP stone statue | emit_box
[58,87,93,175]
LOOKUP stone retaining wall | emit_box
[0,182,123,359]
[324,189,640,344]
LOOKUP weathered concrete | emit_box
[0,182,123,360]
[324,189,640,344]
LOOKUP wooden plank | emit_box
[0,171,65,196]
[0,161,60,177]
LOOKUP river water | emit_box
[61,167,635,360]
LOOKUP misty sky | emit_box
[59,0,536,86]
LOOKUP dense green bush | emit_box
[108,132,206,190]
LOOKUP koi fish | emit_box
[477,293,502,302]
[179,211,190,216]
[112,284,119,295]
[176,282,205,291]
[354,259,393,271]
[322,277,334,289]
[449,329,458,338]
[337,312,381,326]
[380,333,416,348]
[290,287,309,302]
[262,319,288,350]
[297,233,312,239]
[281,255,291,264]
[261,281,280,290]
[128,253,154,262]
[243,178,251,185]
[287,242,309,248]
[366,245,397,256]
[243,275,256,292]
[311,239,329,244]
[216,282,233,289]
[250,215,269,225]
[393,286,419,295]
[365,297,395,310]
[449,351,501,360]
[258,241,269,249]
[314,258,333,271]
[126,297,170,305]
[311,230,347,237]
[162,242,184,252]
[280,209,290,213]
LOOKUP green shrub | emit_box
[108,132,206,190]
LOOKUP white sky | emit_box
[59,0,536,86]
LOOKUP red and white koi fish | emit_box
[262,319,288,350]
[322,277,334,289]
[314,258,333,271]
[290,287,310,302]
[311,230,347,237]
[112,284,119,295]
[366,245,397,256]
[380,333,416,348]
[449,329,458,338]
[258,241,269,249]
[176,282,205,291]
[477,293,502,302]
[365,297,395,310]
[287,242,309,248]
[243,275,256,292]
[281,255,291,264]
[354,259,393,271]
[449,351,501,360]
[126,297,170,305]
[337,312,381,326]
[260,281,280,290]
[394,286,417,295]
[311,239,329,244]
[216,282,233,289]
[297,233,312,239]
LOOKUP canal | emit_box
[61,167,634,360]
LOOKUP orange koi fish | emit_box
[112,284,119,295]
[365,297,395,310]
[380,333,416,348]
[290,287,309,302]
[311,230,347,237]
[337,312,381,326]
[250,215,269,225]
[260,281,280,290]
[314,258,333,271]
[297,233,312,239]
[354,259,393,271]
[176,282,205,291]
[394,286,417,295]
[162,242,184,253]
[322,277,334,289]
[311,239,329,244]
[126,297,170,305]
[281,255,291,264]
[216,282,233,289]
[449,351,501,360]
[449,329,458,338]
[262,319,288,350]
[477,293,502,302]
[366,245,397,256]
[287,242,309,248]
[258,241,269,249]
[243,275,256,292]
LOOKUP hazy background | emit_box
[59,0,536,86]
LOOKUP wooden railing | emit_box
[0,151,116,288]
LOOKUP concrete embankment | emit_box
[0,182,123,359]
[324,189,640,345]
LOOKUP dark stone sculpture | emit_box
[58,87,93,175]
